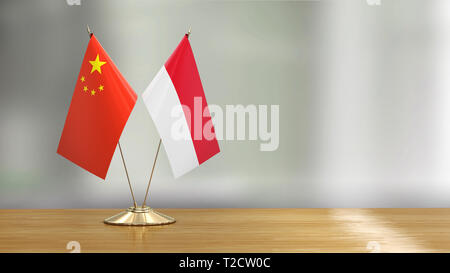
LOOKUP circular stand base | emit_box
[104,206,176,226]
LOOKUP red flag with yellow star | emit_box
[57,34,137,179]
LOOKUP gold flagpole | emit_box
[104,137,174,225]
[86,25,138,209]
[141,139,162,208]
[86,24,93,37]
[118,142,138,208]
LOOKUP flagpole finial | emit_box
[187,26,191,38]
[86,24,93,38]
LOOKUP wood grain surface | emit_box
[0,208,449,253]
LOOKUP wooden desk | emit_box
[0,209,449,253]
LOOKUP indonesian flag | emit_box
[142,34,220,178]
[57,34,137,179]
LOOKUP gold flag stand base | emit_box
[103,206,176,226]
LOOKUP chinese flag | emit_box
[57,34,137,179]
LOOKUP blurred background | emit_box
[1,0,450,208]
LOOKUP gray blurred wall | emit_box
[1,0,450,208]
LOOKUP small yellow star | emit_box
[91,90,96,96]
[89,54,107,74]
[80,76,85,82]
[98,85,104,91]
[83,86,88,92]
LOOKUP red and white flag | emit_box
[142,34,220,177]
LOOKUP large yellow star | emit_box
[89,54,106,74]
